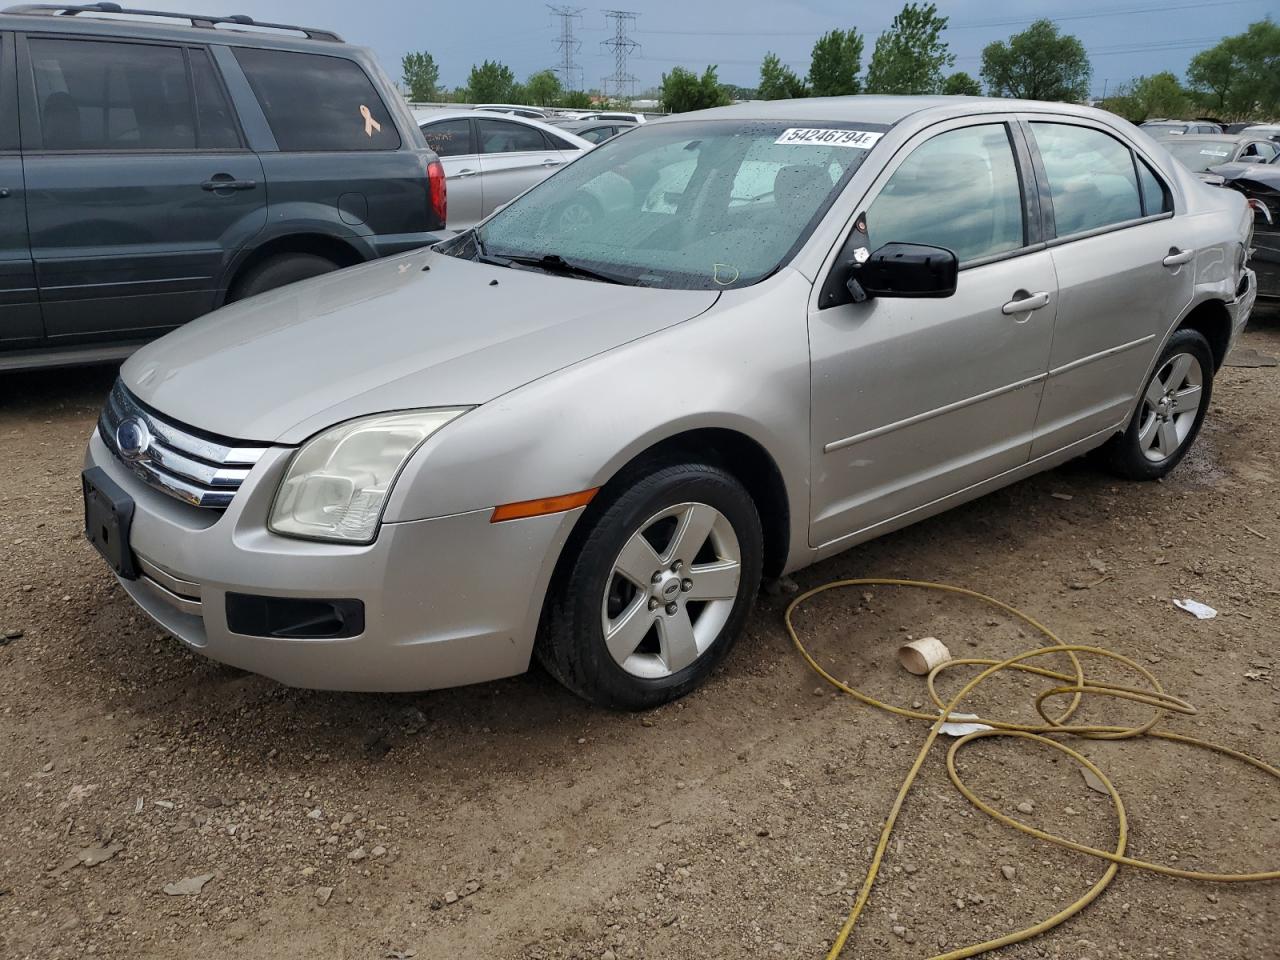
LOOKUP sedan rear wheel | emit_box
[1101,328,1214,480]
[538,461,763,710]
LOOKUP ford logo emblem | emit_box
[115,417,152,462]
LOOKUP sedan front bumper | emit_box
[86,429,578,691]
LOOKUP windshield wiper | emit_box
[502,253,632,285]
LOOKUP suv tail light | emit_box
[427,160,447,228]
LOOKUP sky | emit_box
[156,0,1274,98]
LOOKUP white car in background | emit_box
[414,110,594,230]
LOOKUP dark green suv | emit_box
[0,3,446,370]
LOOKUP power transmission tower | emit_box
[547,5,584,92]
[601,9,640,102]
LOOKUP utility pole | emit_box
[601,9,640,103]
[547,5,584,92]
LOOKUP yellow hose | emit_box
[782,578,1280,960]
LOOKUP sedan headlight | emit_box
[269,409,468,544]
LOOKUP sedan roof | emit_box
[412,108,595,150]
[653,94,1124,127]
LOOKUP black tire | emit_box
[537,461,764,710]
[228,252,341,302]
[1100,328,1214,480]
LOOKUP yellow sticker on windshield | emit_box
[775,128,882,149]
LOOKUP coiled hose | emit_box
[782,578,1280,960]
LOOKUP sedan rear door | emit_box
[474,117,567,217]
[1022,119,1194,457]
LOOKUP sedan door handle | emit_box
[0,188,10,199]
[1162,247,1195,268]
[201,177,256,192]
[1001,291,1051,315]
[453,168,478,179]
[541,158,563,167]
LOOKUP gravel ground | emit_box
[1,313,1278,960]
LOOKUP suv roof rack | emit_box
[1,3,343,41]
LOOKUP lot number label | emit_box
[775,128,883,149]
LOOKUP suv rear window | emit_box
[233,47,399,152]
[30,38,233,151]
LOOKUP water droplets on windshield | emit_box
[463,119,885,290]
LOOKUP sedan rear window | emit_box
[1031,122,1143,236]
[471,119,883,289]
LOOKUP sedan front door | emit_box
[474,117,567,218]
[420,117,484,231]
[809,119,1058,546]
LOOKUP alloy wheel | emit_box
[1138,352,1204,462]
[601,502,742,680]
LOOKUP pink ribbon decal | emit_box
[360,104,382,138]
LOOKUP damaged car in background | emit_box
[1212,164,1280,301]
[82,97,1255,710]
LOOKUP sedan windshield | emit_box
[1164,138,1235,173]
[464,119,885,289]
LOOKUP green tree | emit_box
[942,71,983,96]
[401,51,440,102]
[465,60,517,104]
[980,19,1091,102]
[1186,19,1280,117]
[1187,44,1240,114]
[807,29,864,97]
[659,66,731,113]
[866,3,954,95]
[560,89,595,109]
[525,69,563,107]
[759,52,808,99]
[1107,72,1187,121]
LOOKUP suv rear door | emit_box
[18,34,266,343]
[228,46,433,257]
[0,30,42,350]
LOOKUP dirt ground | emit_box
[2,313,1278,960]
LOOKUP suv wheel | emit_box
[538,462,763,710]
[228,252,341,302]
[1101,328,1214,480]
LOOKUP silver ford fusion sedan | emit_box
[84,97,1256,709]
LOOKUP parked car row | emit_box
[0,2,443,372]
[415,109,593,230]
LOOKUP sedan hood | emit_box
[122,248,719,443]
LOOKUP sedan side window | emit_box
[865,123,1025,264]
[422,119,474,157]
[475,118,549,154]
[1030,123,1143,237]
[1135,157,1172,216]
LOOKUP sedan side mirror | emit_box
[853,242,958,299]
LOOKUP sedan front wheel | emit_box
[537,461,764,710]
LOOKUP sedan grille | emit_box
[99,379,270,509]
